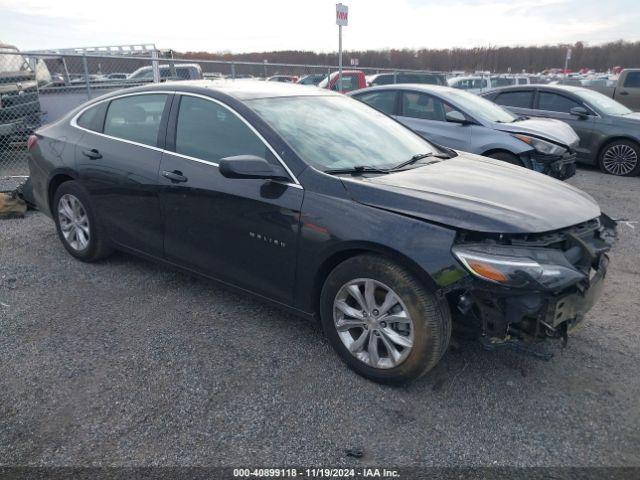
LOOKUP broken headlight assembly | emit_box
[512,134,567,156]
[452,244,586,291]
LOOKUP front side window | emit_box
[538,92,581,113]
[175,96,269,163]
[495,91,534,109]
[103,94,167,146]
[623,72,640,88]
[401,92,450,122]
[355,90,396,115]
[248,95,436,171]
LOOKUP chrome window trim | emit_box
[69,89,302,189]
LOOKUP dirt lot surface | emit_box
[1,167,638,467]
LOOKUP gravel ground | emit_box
[0,167,639,467]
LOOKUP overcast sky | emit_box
[1,0,638,53]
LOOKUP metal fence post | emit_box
[231,62,236,79]
[151,49,160,83]
[327,67,331,88]
[82,53,91,100]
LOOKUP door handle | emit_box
[82,148,102,160]
[162,170,188,183]
[619,91,629,96]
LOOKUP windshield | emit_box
[248,95,436,171]
[574,89,632,116]
[0,48,30,73]
[444,89,517,123]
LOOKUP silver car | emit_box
[349,84,580,179]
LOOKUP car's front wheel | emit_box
[320,254,451,384]
[53,181,113,262]
[599,140,640,176]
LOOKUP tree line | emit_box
[180,41,640,73]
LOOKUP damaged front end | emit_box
[444,214,617,359]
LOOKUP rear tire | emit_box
[487,151,524,167]
[598,140,640,176]
[320,254,451,384]
[53,181,113,262]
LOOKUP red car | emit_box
[318,70,366,93]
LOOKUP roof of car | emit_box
[114,79,339,100]
[480,84,587,95]
[349,83,460,96]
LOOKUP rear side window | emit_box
[332,75,359,91]
[175,96,269,163]
[355,91,396,115]
[103,94,168,146]
[623,72,640,88]
[538,92,581,113]
[76,102,108,132]
[495,91,534,109]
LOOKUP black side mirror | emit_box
[219,155,290,181]
[445,110,469,124]
[570,106,590,118]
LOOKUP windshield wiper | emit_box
[390,152,451,171]
[324,165,391,175]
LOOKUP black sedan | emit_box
[28,81,616,384]
[481,85,640,176]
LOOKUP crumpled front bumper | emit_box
[528,150,577,180]
[448,214,616,346]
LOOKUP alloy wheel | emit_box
[57,194,90,251]
[333,278,414,369]
[602,144,638,176]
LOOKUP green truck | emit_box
[0,43,46,147]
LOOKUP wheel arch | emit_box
[311,241,440,318]
[47,169,78,216]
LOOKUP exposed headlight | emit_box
[512,134,567,156]
[452,244,585,291]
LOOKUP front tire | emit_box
[599,140,640,176]
[320,254,451,384]
[53,181,113,262]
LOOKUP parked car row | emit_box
[28,80,617,384]
[481,85,640,176]
[350,84,578,179]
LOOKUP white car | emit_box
[448,75,530,94]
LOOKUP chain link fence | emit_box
[0,48,446,178]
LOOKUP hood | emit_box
[341,153,600,234]
[493,117,579,148]
[614,112,640,125]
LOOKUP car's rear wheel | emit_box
[599,140,640,176]
[486,151,524,167]
[320,254,451,384]
[53,181,113,262]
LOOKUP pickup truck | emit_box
[318,70,366,93]
[583,69,640,111]
[0,43,44,147]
